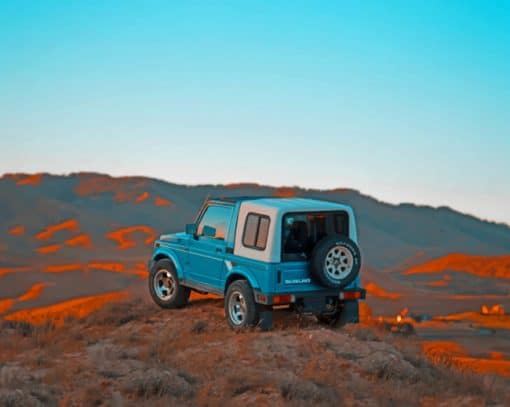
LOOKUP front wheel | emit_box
[149,259,190,308]
[225,280,259,330]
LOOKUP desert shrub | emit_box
[0,389,39,407]
[0,366,25,388]
[279,374,337,403]
[349,325,383,342]
[144,325,180,365]
[396,342,429,369]
[360,350,418,382]
[31,322,60,348]
[29,385,58,406]
[1,320,34,337]
[124,367,196,400]
[191,320,208,334]
[0,366,57,406]
[80,384,106,406]
[85,297,155,327]
[177,370,198,386]
[223,371,271,397]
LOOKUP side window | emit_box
[197,205,233,240]
[334,212,349,236]
[243,213,270,250]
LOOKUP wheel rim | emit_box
[228,290,247,326]
[324,245,354,281]
[153,269,176,301]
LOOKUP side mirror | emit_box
[202,225,216,238]
[185,223,197,238]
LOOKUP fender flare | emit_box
[224,263,260,292]
[152,248,184,279]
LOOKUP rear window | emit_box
[282,211,349,261]
[243,213,270,250]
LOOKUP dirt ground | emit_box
[1,295,509,407]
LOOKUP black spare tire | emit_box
[310,235,361,289]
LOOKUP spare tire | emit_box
[310,235,361,289]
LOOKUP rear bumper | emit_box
[253,288,366,308]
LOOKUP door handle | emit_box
[216,247,223,253]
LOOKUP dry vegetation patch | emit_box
[1,297,509,406]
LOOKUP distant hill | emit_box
[1,172,510,270]
[405,254,510,280]
[1,172,510,318]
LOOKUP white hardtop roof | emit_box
[233,198,358,262]
[240,197,353,215]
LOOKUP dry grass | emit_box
[0,365,57,406]
[83,296,155,327]
[0,296,509,406]
[123,367,196,399]
[279,373,338,403]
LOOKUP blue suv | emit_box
[148,197,365,329]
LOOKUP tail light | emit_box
[272,294,294,304]
[256,293,269,304]
[339,291,362,300]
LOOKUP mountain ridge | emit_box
[1,172,510,271]
[2,171,508,227]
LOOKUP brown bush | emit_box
[123,367,196,400]
[279,373,337,403]
[84,297,155,327]
[191,320,208,334]
[1,298,509,406]
[0,365,57,406]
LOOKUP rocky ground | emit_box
[1,296,509,406]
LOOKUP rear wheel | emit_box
[149,259,190,308]
[225,280,259,330]
[316,300,360,327]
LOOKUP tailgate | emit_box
[276,261,324,292]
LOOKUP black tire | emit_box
[224,280,259,330]
[149,259,190,309]
[316,300,360,327]
[310,235,361,289]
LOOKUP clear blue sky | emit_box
[1,1,509,224]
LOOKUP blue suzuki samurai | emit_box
[148,197,365,329]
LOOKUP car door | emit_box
[188,204,233,288]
